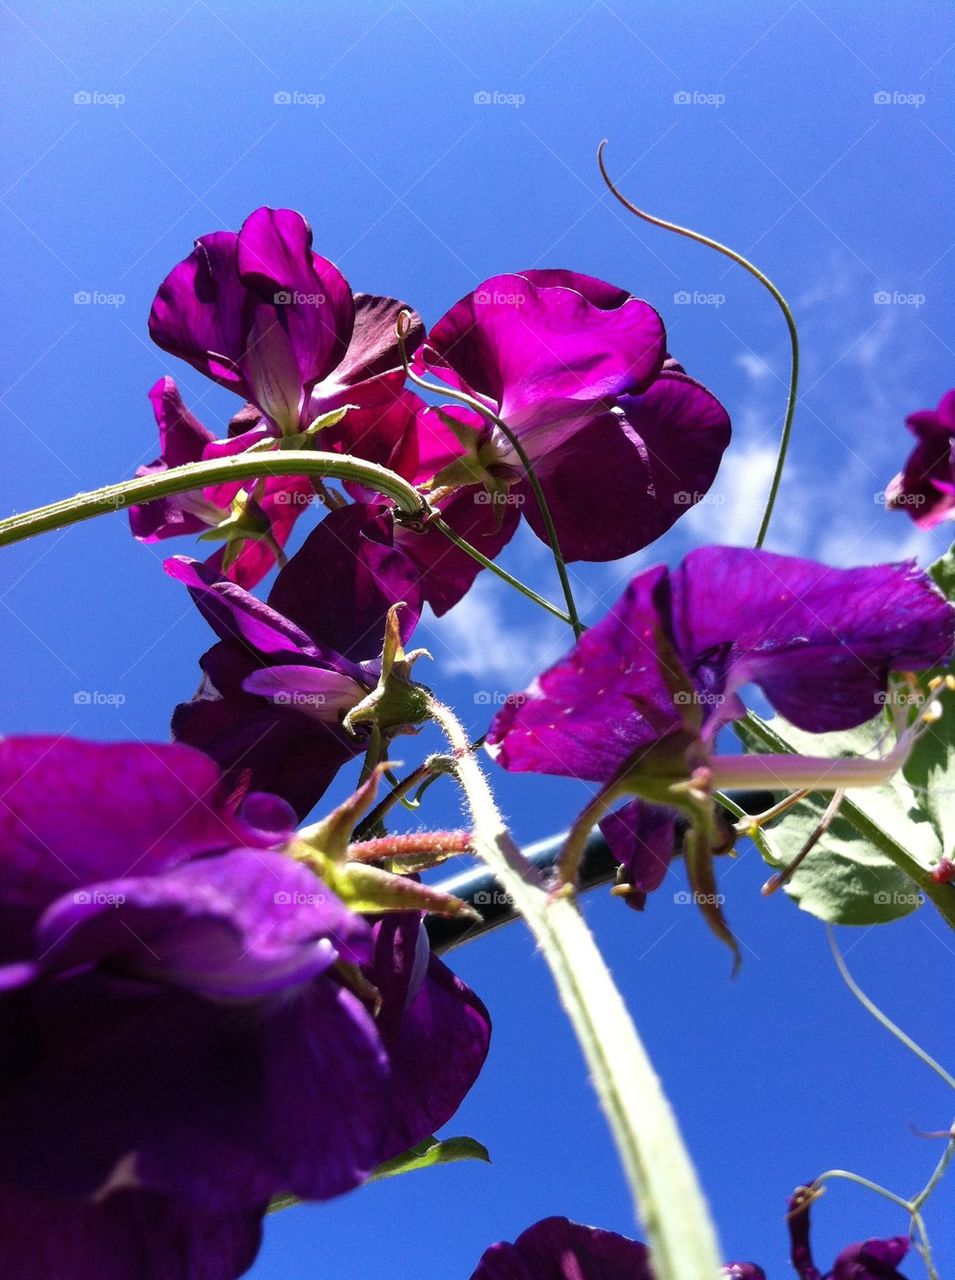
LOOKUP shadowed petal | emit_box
[519,371,731,561]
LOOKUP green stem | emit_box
[736,713,955,934]
[396,315,583,638]
[827,927,955,1093]
[811,1169,913,1215]
[597,140,799,551]
[426,695,722,1279]
[430,516,571,624]
[0,451,429,548]
[912,1137,955,1212]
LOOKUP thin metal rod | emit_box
[427,790,775,953]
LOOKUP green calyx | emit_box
[342,605,433,736]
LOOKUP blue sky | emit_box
[2,1,954,1275]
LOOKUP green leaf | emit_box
[369,1135,491,1182]
[735,714,933,924]
[266,1136,490,1213]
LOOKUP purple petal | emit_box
[599,800,677,898]
[421,272,665,425]
[0,736,265,919]
[831,1237,911,1280]
[242,665,366,723]
[34,850,369,997]
[172,666,361,822]
[0,967,388,1208]
[519,371,731,561]
[267,504,422,660]
[367,917,491,1159]
[486,564,678,781]
[316,293,423,392]
[671,548,955,733]
[886,388,955,528]
[395,487,521,616]
[0,1185,263,1280]
[128,378,218,541]
[164,556,318,657]
[149,230,249,389]
[470,1217,654,1280]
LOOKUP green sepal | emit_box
[343,605,433,736]
[267,1136,490,1213]
[369,1135,491,1182]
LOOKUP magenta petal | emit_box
[486,564,677,781]
[0,1186,263,1280]
[671,547,955,733]
[322,385,423,498]
[470,1217,654,1280]
[519,371,731,561]
[149,231,248,389]
[422,272,665,422]
[886,388,955,529]
[236,207,353,395]
[519,268,633,309]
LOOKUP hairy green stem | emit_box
[0,451,429,547]
[426,695,722,1279]
[597,140,799,551]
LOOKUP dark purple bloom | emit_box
[0,735,489,1280]
[469,1216,765,1279]
[487,547,954,892]
[417,271,731,561]
[886,389,955,528]
[469,1217,654,1279]
[789,1191,910,1279]
[169,502,425,819]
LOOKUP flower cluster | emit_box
[5,197,952,1280]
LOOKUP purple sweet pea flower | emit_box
[487,547,954,896]
[886,388,955,528]
[169,502,425,819]
[128,377,313,588]
[789,1191,911,1279]
[0,735,489,1280]
[469,1216,765,1279]
[149,206,424,438]
[416,270,731,562]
